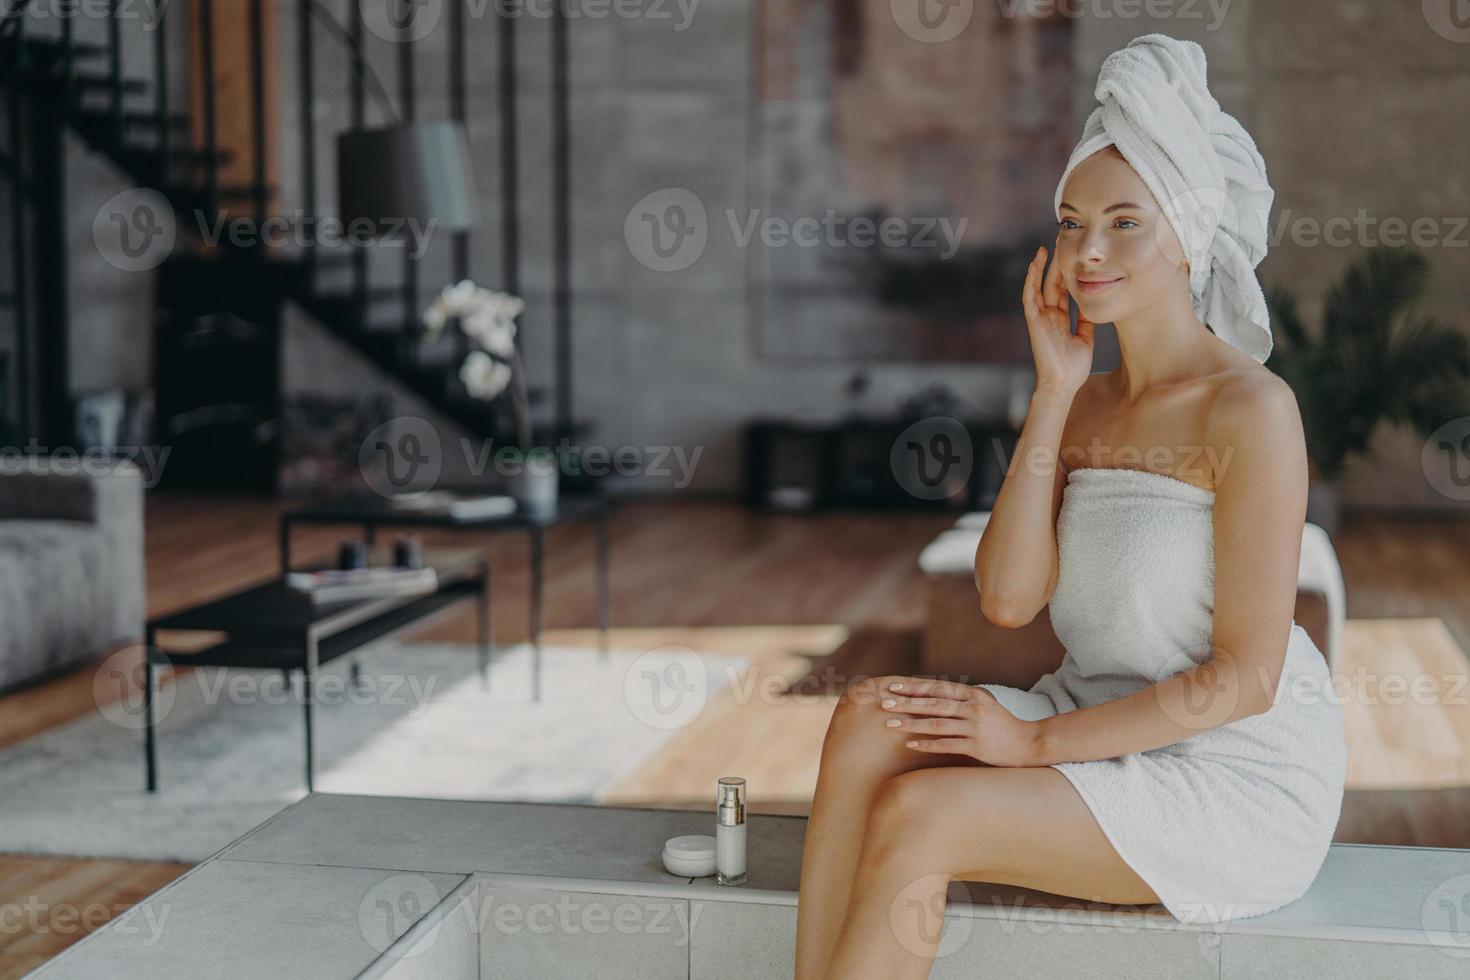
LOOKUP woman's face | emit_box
[1055,147,1190,322]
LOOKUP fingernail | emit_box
[881,698,896,708]
[906,741,919,748]
[886,718,901,728]
[890,682,903,691]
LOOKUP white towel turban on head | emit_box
[1053,33,1275,362]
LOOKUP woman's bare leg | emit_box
[824,765,1161,980]
[793,675,985,980]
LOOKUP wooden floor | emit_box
[2,494,1470,976]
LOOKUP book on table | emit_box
[285,566,439,603]
[387,490,518,520]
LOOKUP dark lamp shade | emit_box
[337,121,478,235]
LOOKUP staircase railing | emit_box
[1,0,578,452]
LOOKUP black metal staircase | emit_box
[0,0,580,470]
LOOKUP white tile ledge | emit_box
[33,795,1470,978]
[215,794,1470,949]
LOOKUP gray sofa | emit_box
[0,457,145,692]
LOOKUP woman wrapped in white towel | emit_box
[796,32,1345,980]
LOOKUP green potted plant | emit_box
[422,280,559,517]
[1265,246,1470,534]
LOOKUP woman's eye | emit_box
[1058,217,1137,230]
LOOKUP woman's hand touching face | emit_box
[1023,236,1096,396]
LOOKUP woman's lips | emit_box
[1075,276,1123,295]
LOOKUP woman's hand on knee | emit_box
[824,675,930,755]
[877,677,1046,768]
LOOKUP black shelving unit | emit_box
[153,258,286,492]
[744,416,1020,513]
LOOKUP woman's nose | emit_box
[1078,225,1109,260]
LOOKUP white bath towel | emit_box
[1054,33,1276,363]
[976,466,1346,924]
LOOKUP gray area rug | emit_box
[0,643,745,862]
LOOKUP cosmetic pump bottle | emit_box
[715,776,747,886]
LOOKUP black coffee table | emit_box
[279,491,611,703]
[143,549,490,793]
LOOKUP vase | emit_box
[511,450,560,519]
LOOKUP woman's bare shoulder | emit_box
[1204,363,1298,423]
[1203,365,1304,482]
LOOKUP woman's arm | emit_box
[975,242,1095,627]
[974,387,1072,627]
[1031,374,1310,765]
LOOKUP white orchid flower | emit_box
[460,314,517,358]
[459,350,513,400]
[421,279,526,412]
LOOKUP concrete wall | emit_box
[272,0,1097,496]
[272,0,1470,506]
[20,0,1470,508]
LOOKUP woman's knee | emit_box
[863,771,948,861]
[822,674,908,756]
[838,673,905,710]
